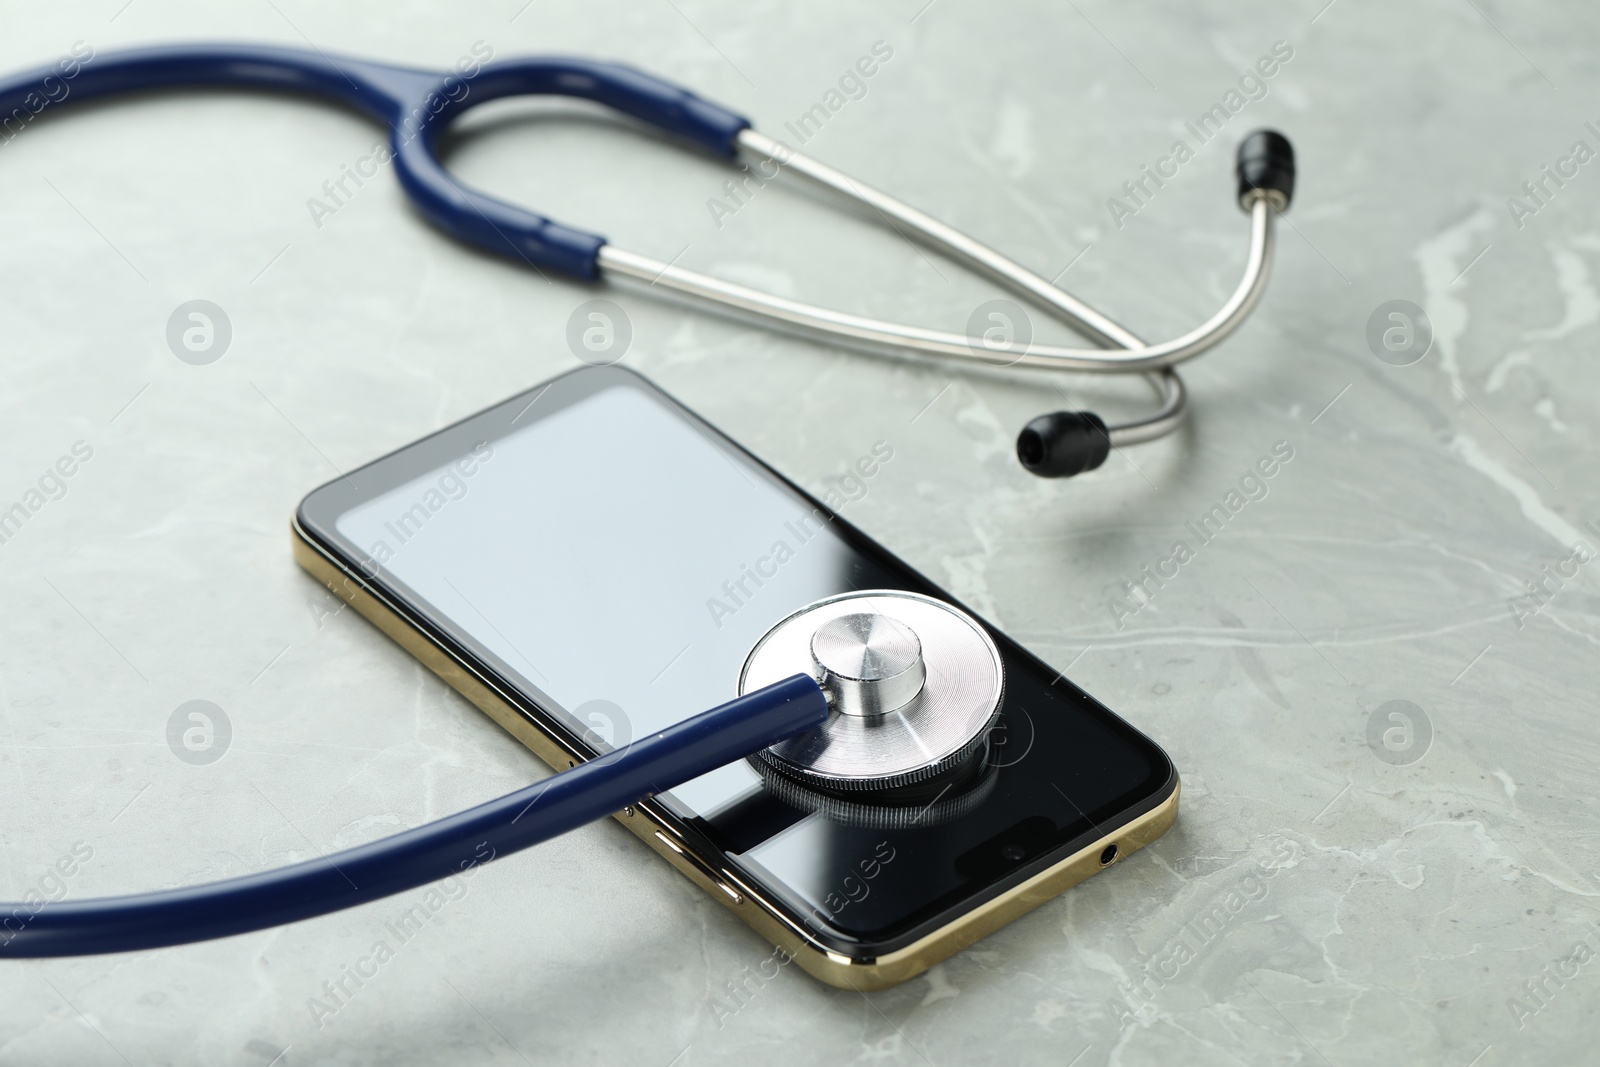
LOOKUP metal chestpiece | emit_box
[809,612,927,717]
[739,590,1005,797]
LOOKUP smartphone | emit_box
[292,365,1178,990]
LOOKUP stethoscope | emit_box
[0,45,1295,957]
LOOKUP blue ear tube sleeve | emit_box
[0,44,751,279]
[0,674,825,958]
[392,55,750,279]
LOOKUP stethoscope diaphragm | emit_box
[739,590,1005,797]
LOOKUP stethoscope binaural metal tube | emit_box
[1111,370,1186,448]
[600,173,1278,450]
[719,130,1275,449]
[600,203,1273,371]
[733,128,1146,352]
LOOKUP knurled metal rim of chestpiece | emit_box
[739,590,1006,795]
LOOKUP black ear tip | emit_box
[1017,424,1048,468]
[1236,129,1295,210]
[1016,411,1111,478]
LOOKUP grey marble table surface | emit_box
[1,1,1597,1064]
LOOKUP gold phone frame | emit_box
[293,519,1178,991]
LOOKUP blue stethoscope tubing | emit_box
[0,44,828,958]
[3,675,825,957]
[0,42,748,278]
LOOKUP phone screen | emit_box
[298,367,1173,953]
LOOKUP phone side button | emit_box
[653,831,745,905]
